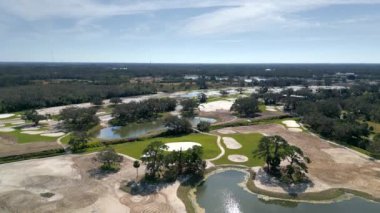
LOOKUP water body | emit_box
[189,116,217,127]
[97,120,165,140]
[97,116,216,139]
[196,170,380,213]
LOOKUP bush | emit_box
[197,121,210,132]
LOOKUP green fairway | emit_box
[212,133,265,167]
[113,133,219,159]
[1,130,59,143]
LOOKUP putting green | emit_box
[212,133,264,167]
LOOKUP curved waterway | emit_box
[196,170,380,213]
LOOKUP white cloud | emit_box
[0,0,379,36]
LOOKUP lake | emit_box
[196,170,380,213]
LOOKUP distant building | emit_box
[184,75,199,80]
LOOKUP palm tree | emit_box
[133,160,140,180]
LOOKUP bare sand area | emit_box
[223,137,242,149]
[0,154,186,213]
[199,100,234,112]
[0,113,15,119]
[217,124,380,199]
[165,142,201,151]
[228,154,248,162]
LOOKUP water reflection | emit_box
[196,170,380,213]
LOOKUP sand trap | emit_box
[288,128,302,132]
[199,100,234,112]
[223,137,242,149]
[41,132,65,137]
[0,127,15,132]
[0,113,15,119]
[228,154,248,163]
[265,106,277,112]
[282,120,300,128]
[21,126,41,131]
[218,129,236,134]
[21,131,45,135]
[165,142,201,151]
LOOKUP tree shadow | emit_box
[255,168,314,197]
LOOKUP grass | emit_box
[212,133,265,167]
[1,130,58,143]
[113,133,219,159]
[258,104,266,112]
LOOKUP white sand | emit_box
[288,128,303,132]
[21,131,45,135]
[41,132,65,137]
[0,113,15,119]
[199,100,234,112]
[217,129,236,134]
[0,127,15,132]
[21,126,41,131]
[223,137,242,149]
[228,154,248,163]
[165,142,201,151]
[282,120,300,128]
[265,106,277,112]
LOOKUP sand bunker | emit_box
[288,128,303,132]
[228,154,248,163]
[282,120,300,128]
[0,127,15,132]
[0,113,15,119]
[21,131,45,135]
[223,137,242,149]
[21,126,41,131]
[41,132,65,137]
[165,142,201,151]
[322,148,368,165]
[218,129,236,134]
[265,106,277,112]
[199,100,234,112]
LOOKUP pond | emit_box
[97,120,165,140]
[97,116,216,140]
[196,170,380,213]
[189,116,217,127]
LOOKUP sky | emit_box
[0,0,380,63]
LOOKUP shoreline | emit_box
[178,166,380,213]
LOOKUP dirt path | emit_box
[218,124,380,199]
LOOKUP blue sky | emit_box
[0,0,379,63]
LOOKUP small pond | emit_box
[196,170,380,213]
[97,120,165,140]
[189,116,217,126]
[98,116,216,140]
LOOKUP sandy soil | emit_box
[282,120,301,128]
[0,135,62,157]
[41,132,66,137]
[0,154,186,213]
[222,137,242,149]
[288,128,303,132]
[228,154,248,162]
[0,113,15,119]
[0,127,15,132]
[265,106,277,112]
[218,124,380,199]
[218,129,237,134]
[165,142,201,151]
[21,130,46,135]
[199,100,234,112]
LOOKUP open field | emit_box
[211,133,264,167]
[217,124,380,199]
[113,133,219,160]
